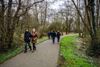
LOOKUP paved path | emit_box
[0,39,59,67]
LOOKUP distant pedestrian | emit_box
[50,31,56,44]
[31,28,38,51]
[47,31,51,39]
[56,31,61,42]
[24,29,32,53]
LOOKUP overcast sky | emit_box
[49,0,64,10]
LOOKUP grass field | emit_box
[59,34,97,67]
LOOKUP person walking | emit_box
[31,28,38,51]
[56,31,61,42]
[50,30,56,44]
[47,31,51,39]
[24,29,32,53]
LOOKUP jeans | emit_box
[32,43,36,50]
[24,42,32,52]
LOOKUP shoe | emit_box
[30,49,32,51]
[32,50,34,53]
[24,50,27,53]
[33,49,36,51]
[33,48,36,50]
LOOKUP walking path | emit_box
[0,39,59,67]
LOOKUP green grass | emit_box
[0,37,48,64]
[60,34,97,67]
[0,47,23,64]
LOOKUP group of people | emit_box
[48,31,61,44]
[24,28,37,53]
[24,29,61,53]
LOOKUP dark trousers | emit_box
[24,42,32,52]
[32,43,36,50]
[48,35,50,39]
[57,37,60,42]
[52,37,55,44]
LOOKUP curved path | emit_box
[0,39,59,67]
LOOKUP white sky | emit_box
[29,0,75,22]
[49,0,64,10]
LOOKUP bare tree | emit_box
[0,0,44,51]
[71,0,100,56]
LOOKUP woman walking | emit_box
[56,31,61,42]
[31,28,38,51]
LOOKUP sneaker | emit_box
[24,51,27,53]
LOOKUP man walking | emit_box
[47,31,51,39]
[24,29,32,53]
[51,31,56,44]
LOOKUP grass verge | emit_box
[59,34,97,67]
[0,37,48,64]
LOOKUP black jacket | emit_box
[50,32,56,38]
[24,31,32,42]
[57,32,61,38]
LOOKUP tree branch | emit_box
[71,0,90,32]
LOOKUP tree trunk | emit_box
[87,0,100,57]
[6,0,13,48]
[0,0,6,51]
